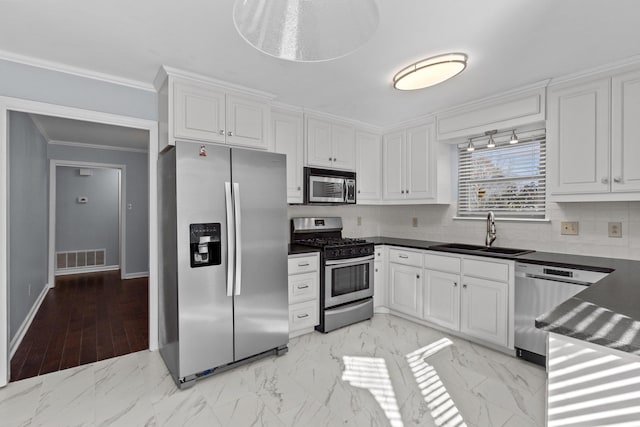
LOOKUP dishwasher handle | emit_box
[523,273,591,286]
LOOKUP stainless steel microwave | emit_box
[304,167,356,204]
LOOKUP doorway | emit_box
[0,99,159,386]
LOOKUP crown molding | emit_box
[549,54,640,87]
[0,49,155,92]
[302,107,382,133]
[48,139,148,154]
[155,65,275,100]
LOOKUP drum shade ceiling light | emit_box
[233,0,379,62]
[393,53,468,90]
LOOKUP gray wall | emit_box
[8,112,49,341]
[55,167,120,266]
[48,144,149,275]
[0,59,157,121]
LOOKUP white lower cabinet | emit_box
[288,253,320,338]
[373,246,386,310]
[460,276,508,347]
[423,270,460,331]
[383,247,513,350]
[388,262,423,318]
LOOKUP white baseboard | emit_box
[55,264,119,276]
[122,271,149,280]
[10,284,49,359]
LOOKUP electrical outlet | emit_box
[357,216,362,226]
[561,221,579,235]
[608,222,622,238]
[412,217,418,227]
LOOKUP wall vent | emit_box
[56,249,106,271]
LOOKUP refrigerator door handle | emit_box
[233,182,242,295]
[225,182,235,297]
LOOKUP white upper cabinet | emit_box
[406,125,435,200]
[548,78,610,196]
[225,94,269,149]
[306,117,356,171]
[382,131,405,200]
[272,109,304,203]
[548,66,640,201]
[382,124,440,202]
[355,130,382,202]
[173,80,226,144]
[156,67,272,152]
[612,69,640,193]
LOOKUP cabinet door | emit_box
[460,276,508,347]
[388,263,423,318]
[174,80,225,143]
[331,123,356,170]
[272,111,304,203]
[423,270,460,331]
[306,118,334,168]
[226,94,269,150]
[548,79,610,195]
[356,131,382,201]
[382,131,406,200]
[406,125,435,199]
[373,261,386,309]
[612,70,640,193]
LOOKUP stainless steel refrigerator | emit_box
[158,141,289,389]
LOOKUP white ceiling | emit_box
[30,113,149,151]
[2,1,639,127]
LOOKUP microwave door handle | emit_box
[343,179,347,202]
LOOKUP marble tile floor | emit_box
[0,314,546,427]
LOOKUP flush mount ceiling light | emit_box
[393,53,468,90]
[233,0,379,62]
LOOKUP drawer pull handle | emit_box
[298,263,310,267]
[398,255,409,259]
[297,285,309,289]
[297,314,309,319]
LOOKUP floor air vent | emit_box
[56,249,106,272]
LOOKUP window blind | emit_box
[457,135,546,219]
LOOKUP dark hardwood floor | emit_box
[10,270,148,382]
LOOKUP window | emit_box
[457,134,546,219]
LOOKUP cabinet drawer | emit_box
[463,258,509,283]
[288,254,318,275]
[289,300,318,331]
[424,252,461,274]
[288,272,318,304]
[389,248,423,267]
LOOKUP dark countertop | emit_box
[363,236,640,354]
[288,244,321,256]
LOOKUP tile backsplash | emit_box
[289,201,640,261]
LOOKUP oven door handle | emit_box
[325,255,374,266]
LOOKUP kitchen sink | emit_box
[429,243,533,257]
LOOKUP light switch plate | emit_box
[608,222,622,238]
[412,217,418,227]
[561,221,579,235]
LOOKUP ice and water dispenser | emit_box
[189,223,221,268]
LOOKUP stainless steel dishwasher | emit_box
[515,263,609,366]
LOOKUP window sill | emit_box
[452,216,551,223]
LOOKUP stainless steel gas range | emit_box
[291,217,374,332]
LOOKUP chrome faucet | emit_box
[485,211,497,247]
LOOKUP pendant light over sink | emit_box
[393,53,468,90]
[232,0,379,62]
